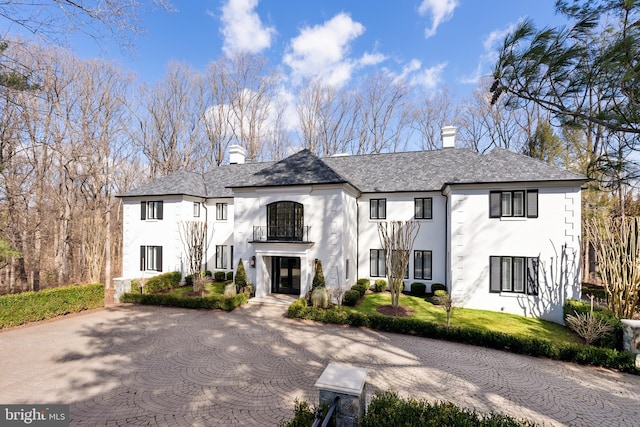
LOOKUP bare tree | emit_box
[0,0,174,51]
[586,216,640,318]
[357,72,412,154]
[297,79,357,156]
[179,220,207,294]
[220,53,276,161]
[411,86,459,150]
[377,220,420,314]
[132,61,205,178]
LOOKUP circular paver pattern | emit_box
[1,302,640,426]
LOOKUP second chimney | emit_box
[229,144,247,164]
[441,126,457,149]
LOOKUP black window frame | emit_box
[414,250,432,280]
[193,202,200,218]
[370,198,386,220]
[370,249,385,277]
[267,201,304,241]
[489,190,538,218]
[216,203,228,221]
[140,201,163,220]
[140,245,163,272]
[414,198,433,220]
[489,256,538,295]
[215,245,228,269]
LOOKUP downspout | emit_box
[442,186,449,291]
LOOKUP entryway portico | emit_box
[252,243,314,298]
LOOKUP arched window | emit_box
[267,201,304,241]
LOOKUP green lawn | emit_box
[162,281,227,298]
[346,292,582,346]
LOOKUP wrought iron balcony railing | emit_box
[251,225,311,243]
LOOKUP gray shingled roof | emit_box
[118,169,207,197]
[324,148,586,192]
[230,149,346,188]
[118,147,587,198]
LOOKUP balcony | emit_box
[251,225,312,243]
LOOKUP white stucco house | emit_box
[118,128,587,323]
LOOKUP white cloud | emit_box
[390,59,446,90]
[220,0,276,55]
[283,13,365,87]
[360,52,387,66]
[460,22,517,85]
[418,0,458,39]
[410,62,447,90]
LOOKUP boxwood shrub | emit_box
[343,289,361,306]
[285,300,639,374]
[374,279,387,292]
[0,283,104,328]
[430,283,446,294]
[410,282,426,296]
[214,271,226,282]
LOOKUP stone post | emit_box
[315,363,367,427]
[621,319,640,368]
[112,278,132,304]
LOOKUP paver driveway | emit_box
[1,301,640,426]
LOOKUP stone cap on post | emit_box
[315,363,368,397]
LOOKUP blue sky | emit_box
[69,0,567,97]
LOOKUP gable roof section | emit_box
[230,149,347,188]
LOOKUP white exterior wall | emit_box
[205,198,235,273]
[232,185,357,298]
[122,196,207,279]
[447,183,582,323]
[357,192,447,291]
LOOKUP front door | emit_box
[272,256,301,295]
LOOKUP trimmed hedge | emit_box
[563,299,623,350]
[362,390,537,426]
[142,271,182,294]
[0,283,104,328]
[214,271,226,282]
[121,292,248,311]
[281,391,536,426]
[286,299,639,374]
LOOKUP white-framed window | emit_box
[370,249,385,277]
[370,199,386,219]
[215,245,228,269]
[490,256,538,295]
[193,202,200,218]
[489,190,538,218]
[140,201,163,220]
[415,198,433,220]
[216,203,228,221]
[140,245,162,272]
[414,250,432,280]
